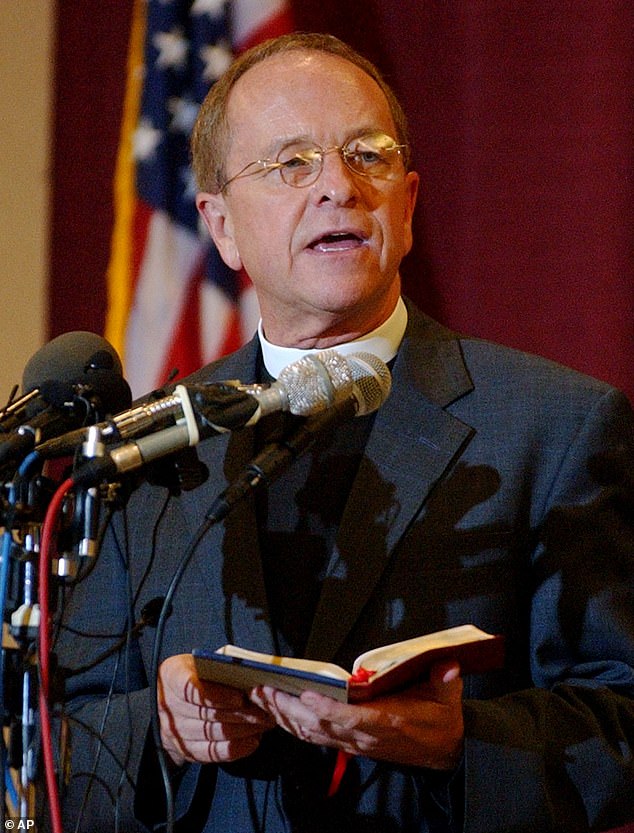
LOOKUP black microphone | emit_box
[0,332,132,470]
[34,381,257,459]
[71,351,391,487]
[206,356,392,522]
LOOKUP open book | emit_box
[193,624,504,703]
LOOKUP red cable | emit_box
[38,476,74,833]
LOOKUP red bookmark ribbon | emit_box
[327,667,376,797]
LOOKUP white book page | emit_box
[351,625,493,677]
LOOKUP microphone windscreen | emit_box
[22,331,123,391]
[345,352,392,415]
[274,350,392,417]
[22,331,132,416]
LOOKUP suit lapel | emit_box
[305,312,476,660]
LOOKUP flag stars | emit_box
[168,97,200,134]
[133,117,163,162]
[153,27,189,70]
[191,0,227,18]
[199,39,233,82]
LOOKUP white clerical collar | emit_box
[258,297,408,379]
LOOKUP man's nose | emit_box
[311,149,360,205]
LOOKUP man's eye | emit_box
[281,152,316,169]
[348,149,386,167]
[359,150,383,163]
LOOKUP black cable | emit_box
[62,598,165,679]
[64,502,117,586]
[71,504,134,833]
[113,534,141,833]
[63,714,137,790]
[51,494,165,830]
[73,650,122,833]
[149,511,220,833]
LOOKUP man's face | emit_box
[197,50,419,347]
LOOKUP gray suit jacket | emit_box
[53,302,634,832]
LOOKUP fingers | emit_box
[428,661,463,705]
[251,687,364,754]
[250,663,466,771]
[157,654,275,766]
[162,720,264,766]
[161,654,247,711]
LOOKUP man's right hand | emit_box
[158,653,276,766]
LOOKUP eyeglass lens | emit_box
[276,133,403,187]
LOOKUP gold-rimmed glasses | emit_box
[219,132,407,192]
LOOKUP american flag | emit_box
[105,0,293,398]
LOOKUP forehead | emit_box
[225,50,396,153]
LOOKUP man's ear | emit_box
[196,192,242,271]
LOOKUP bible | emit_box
[193,624,504,703]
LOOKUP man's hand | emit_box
[158,654,276,767]
[249,661,464,770]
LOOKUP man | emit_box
[53,33,634,833]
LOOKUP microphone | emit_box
[71,351,391,486]
[35,381,258,459]
[54,425,107,577]
[206,356,392,522]
[0,332,132,470]
[37,349,379,459]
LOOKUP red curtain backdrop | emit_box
[50,0,634,403]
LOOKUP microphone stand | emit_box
[0,425,109,829]
[1,456,57,826]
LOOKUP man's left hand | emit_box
[249,661,464,770]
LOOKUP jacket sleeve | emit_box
[461,387,634,833]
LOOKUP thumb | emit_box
[429,661,463,705]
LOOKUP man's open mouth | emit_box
[308,231,365,251]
